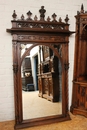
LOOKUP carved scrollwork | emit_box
[17,22,66,30]
[18,35,65,42]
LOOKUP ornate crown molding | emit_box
[7,6,75,35]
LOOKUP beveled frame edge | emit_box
[14,114,71,129]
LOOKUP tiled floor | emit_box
[0,113,87,130]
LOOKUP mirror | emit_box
[6,6,74,129]
[21,44,62,120]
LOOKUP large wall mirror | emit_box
[21,44,62,120]
[6,6,74,129]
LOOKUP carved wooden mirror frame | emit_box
[6,6,74,129]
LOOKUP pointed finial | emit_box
[27,11,32,20]
[34,15,38,21]
[52,13,57,22]
[81,4,84,13]
[59,17,62,22]
[21,14,24,20]
[65,15,69,23]
[47,16,51,22]
[39,6,46,21]
[12,10,17,20]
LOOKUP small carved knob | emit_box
[21,14,24,20]
[65,15,69,23]
[52,13,57,22]
[12,10,17,20]
[27,11,32,20]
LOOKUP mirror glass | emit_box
[21,44,62,120]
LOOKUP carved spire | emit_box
[21,14,24,20]
[59,17,62,22]
[12,10,17,20]
[39,6,46,21]
[52,13,57,22]
[34,15,38,21]
[47,16,51,22]
[65,15,69,23]
[27,11,32,20]
[81,4,84,13]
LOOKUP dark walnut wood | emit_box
[38,46,59,102]
[7,6,74,129]
[70,4,87,117]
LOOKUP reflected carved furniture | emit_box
[38,46,59,102]
[38,72,59,102]
[6,6,74,129]
[70,4,87,117]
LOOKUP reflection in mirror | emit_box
[21,44,62,120]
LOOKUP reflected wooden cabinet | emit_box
[38,46,59,102]
[70,5,87,117]
[38,73,59,102]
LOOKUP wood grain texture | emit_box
[0,113,87,130]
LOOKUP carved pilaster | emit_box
[64,63,69,114]
[12,41,20,124]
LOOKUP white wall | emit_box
[0,0,87,122]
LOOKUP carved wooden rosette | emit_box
[7,6,74,129]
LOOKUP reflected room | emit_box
[21,44,62,120]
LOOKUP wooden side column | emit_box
[12,40,19,125]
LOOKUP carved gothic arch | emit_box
[21,43,63,66]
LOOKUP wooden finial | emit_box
[52,13,57,22]
[12,10,17,20]
[59,17,62,22]
[27,11,32,20]
[34,15,38,21]
[65,15,69,23]
[21,14,24,20]
[47,16,51,22]
[81,4,84,13]
[39,6,46,21]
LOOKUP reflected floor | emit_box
[22,91,62,120]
